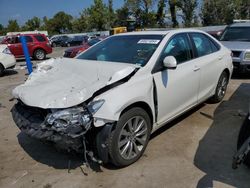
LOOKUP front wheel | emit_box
[0,64,4,77]
[210,71,229,103]
[108,107,151,167]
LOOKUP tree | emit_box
[7,20,20,32]
[49,11,73,34]
[23,16,41,31]
[114,5,130,27]
[168,0,178,27]
[235,0,250,19]
[201,0,235,26]
[87,0,109,31]
[71,11,89,33]
[177,0,197,27]
[108,0,115,28]
[0,24,6,35]
[126,0,156,27]
[156,0,166,27]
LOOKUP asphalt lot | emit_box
[1,48,250,188]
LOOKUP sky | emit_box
[0,0,124,26]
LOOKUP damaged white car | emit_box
[12,30,233,167]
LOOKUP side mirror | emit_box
[163,56,177,69]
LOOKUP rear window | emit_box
[34,35,46,42]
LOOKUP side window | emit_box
[34,35,46,42]
[190,33,218,57]
[15,37,21,43]
[160,34,192,64]
[24,36,33,43]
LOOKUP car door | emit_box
[24,36,34,55]
[189,33,222,102]
[8,36,23,57]
[152,33,200,126]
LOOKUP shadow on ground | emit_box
[194,83,250,188]
[2,69,18,77]
[17,133,102,172]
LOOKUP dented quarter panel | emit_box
[12,58,137,109]
[92,69,155,126]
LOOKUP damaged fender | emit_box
[92,71,156,127]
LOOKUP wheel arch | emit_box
[119,101,154,128]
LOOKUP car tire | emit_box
[108,107,151,167]
[237,114,250,167]
[33,49,46,60]
[210,71,229,103]
[0,63,4,77]
[52,43,57,47]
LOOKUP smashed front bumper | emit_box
[11,102,91,152]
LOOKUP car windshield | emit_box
[77,35,164,66]
[220,27,250,42]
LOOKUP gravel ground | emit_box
[0,48,250,188]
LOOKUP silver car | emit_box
[220,22,250,73]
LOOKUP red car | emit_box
[63,38,101,58]
[2,34,52,60]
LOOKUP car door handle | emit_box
[193,67,200,72]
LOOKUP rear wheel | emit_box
[52,42,57,47]
[108,107,151,167]
[0,63,4,77]
[237,114,250,167]
[33,49,46,60]
[210,71,229,103]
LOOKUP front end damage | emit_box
[11,100,113,164]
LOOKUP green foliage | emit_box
[177,0,197,27]
[169,0,178,27]
[23,16,41,31]
[87,0,109,31]
[156,0,166,27]
[1,0,250,35]
[48,11,73,34]
[201,0,248,26]
[114,6,130,27]
[126,0,156,27]
[7,20,20,32]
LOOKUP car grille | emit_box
[63,51,72,57]
[232,51,242,57]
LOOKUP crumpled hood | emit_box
[221,41,250,51]
[13,58,138,109]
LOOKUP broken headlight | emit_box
[46,107,91,129]
[87,99,105,114]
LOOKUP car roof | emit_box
[116,29,207,36]
[229,22,250,27]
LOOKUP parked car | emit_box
[60,35,88,47]
[232,105,250,169]
[220,22,250,73]
[11,29,233,167]
[1,34,52,60]
[50,35,69,47]
[0,44,16,76]
[63,38,101,58]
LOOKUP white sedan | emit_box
[0,44,16,76]
[12,29,233,167]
